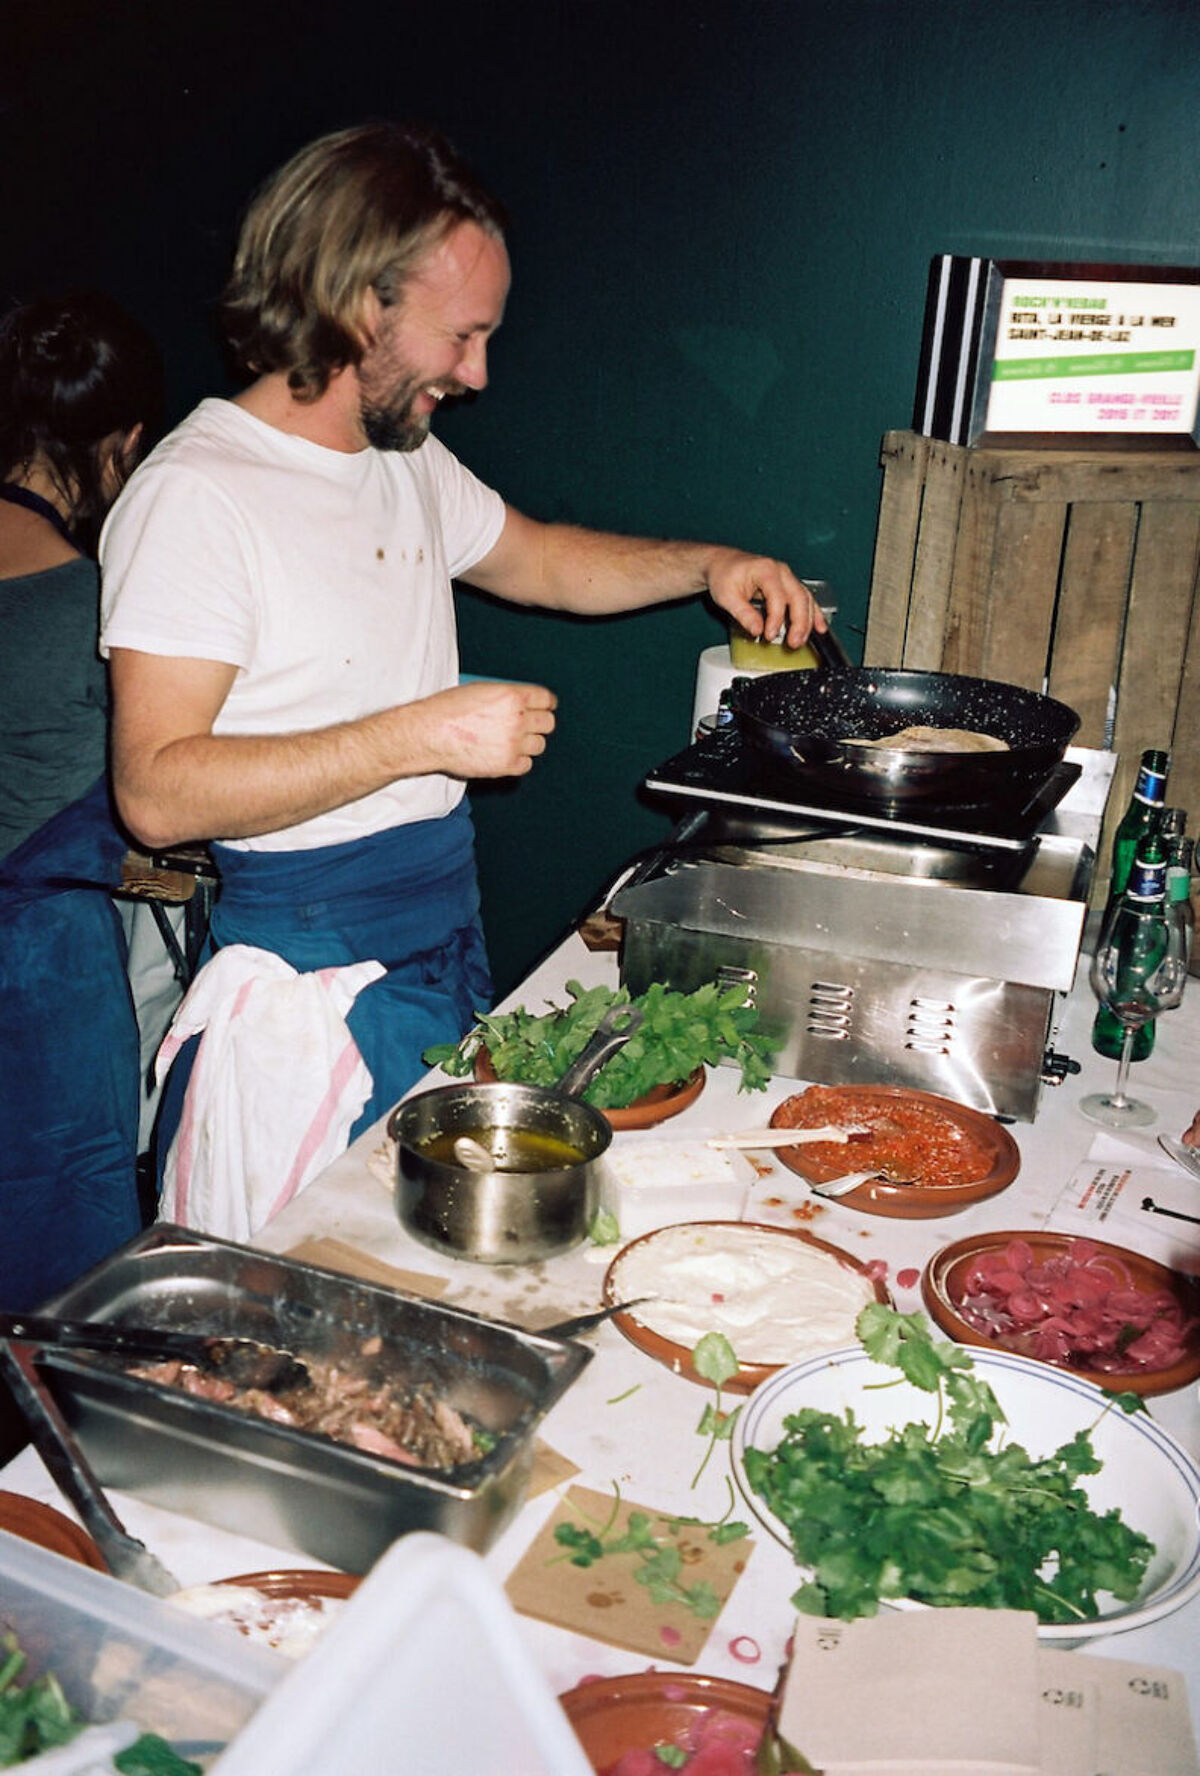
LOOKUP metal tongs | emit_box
[0,1312,311,1391]
[0,1338,180,1596]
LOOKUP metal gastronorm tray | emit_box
[33,1224,590,1572]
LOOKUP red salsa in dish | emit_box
[771,1085,993,1189]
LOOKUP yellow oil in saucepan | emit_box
[416,1129,587,1173]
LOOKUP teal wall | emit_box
[7,0,1199,993]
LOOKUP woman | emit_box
[0,290,160,856]
[0,290,163,1310]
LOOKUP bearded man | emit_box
[100,121,821,1148]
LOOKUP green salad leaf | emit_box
[742,1306,1156,1625]
[424,978,779,1108]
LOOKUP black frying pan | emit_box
[730,666,1080,807]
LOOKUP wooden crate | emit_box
[865,430,1200,894]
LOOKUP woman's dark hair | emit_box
[221,121,507,401]
[0,290,164,554]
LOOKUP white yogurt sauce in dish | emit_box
[606,1222,878,1365]
[169,1581,347,1657]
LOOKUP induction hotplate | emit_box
[642,726,1084,852]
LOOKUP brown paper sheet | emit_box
[528,1442,581,1500]
[285,1237,448,1298]
[504,1482,754,1665]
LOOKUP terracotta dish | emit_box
[559,1670,774,1773]
[602,1220,889,1393]
[0,1491,106,1570]
[474,1046,706,1129]
[922,1230,1200,1396]
[768,1083,1020,1218]
[215,1568,360,1601]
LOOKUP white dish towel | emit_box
[155,944,386,1241]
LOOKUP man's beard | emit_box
[360,375,431,454]
[360,370,468,453]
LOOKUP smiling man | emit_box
[98,120,823,1151]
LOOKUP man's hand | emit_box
[703,548,825,649]
[420,679,558,779]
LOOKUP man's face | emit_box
[357,220,511,452]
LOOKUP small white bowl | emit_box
[732,1343,1200,1644]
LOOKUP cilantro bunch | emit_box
[742,1304,1156,1626]
[425,978,778,1109]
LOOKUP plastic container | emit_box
[727,587,836,672]
[0,1528,284,1770]
[211,1531,593,1775]
[692,607,837,738]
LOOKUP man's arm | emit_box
[463,506,825,646]
[108,649,557,850]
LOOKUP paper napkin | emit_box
[777,1608,1041,1773]
[775,1611,1199,1775]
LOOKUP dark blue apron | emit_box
[0,776,142,1308]
[192,798,493,1141]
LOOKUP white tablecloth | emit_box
[6,929,1200,1727]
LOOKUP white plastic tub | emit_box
[212,1532,593,1775]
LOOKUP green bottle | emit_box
[1091,750,1170,1060]
[1166,829,1195,974]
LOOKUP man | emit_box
[100,121,822,1135]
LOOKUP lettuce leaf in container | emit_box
[424,979,779,1109]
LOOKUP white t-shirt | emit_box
[99,398,506,852]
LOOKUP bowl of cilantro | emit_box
[731,1303,1200,1644]
[426,979,779,1130]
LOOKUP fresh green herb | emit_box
[551,1487,745,1621]
[0,1631,82,1765]
[587,1207,622,1246]
[691,1333,743,1488]
[472,1427,497,1455]
[654,1743,690,1767]
[424,979,779,1108]
[742,1305,1156,1625]
[114,1735,202,1775]
[0,1631,201,1774]
[607,1383,642,1404]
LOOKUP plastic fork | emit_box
[706,1125,871,1151]
[809,1166,920,1198]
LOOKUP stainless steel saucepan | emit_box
[389,1005,642,1263]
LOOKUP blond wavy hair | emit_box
[221,122,505,400]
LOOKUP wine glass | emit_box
[1081,906,1188,1128]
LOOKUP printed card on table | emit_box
[1047,1160,1200,1269]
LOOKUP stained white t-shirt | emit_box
[99,398,506,851]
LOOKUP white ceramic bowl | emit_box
[731,1343,1200,1644]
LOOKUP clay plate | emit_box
[215,1568,360,1601]
[769,1083,1020,1219]
[923,1229,1200,1397]
[474,1046,706,1129]
[559,1670,773,1772]
[0,1491,106,1570]
[601,1220,890,1393]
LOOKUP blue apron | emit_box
[201,798,493,1139]
[0,777,142,1308]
